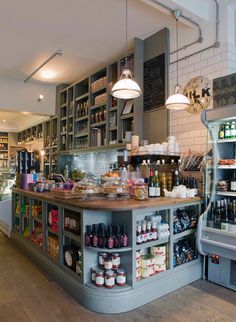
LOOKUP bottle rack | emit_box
[12,190,202,313]
[58,46,143,153]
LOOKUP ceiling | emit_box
[0,110,49,132]
[0,0,200,85]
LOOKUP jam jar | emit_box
[116,269,126,286]
[95,269,104,287]
[134,183,148,200]
[98,252,108,266]
[112,253,120,270]
[104,257,113,270]
[105,270,115,289]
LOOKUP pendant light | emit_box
[111,0,141,99]
[165,11,190,110]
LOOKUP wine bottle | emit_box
[148,168,156,198]
[154,169,160,197]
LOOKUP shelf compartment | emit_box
[86,246,132,253]
[109,126,117,131]
[91,85,107,95]
[135,238,169,251]
[91,121,106,127]
[47,226,59,236]
[75,92,89,101]
[75,115,89,122]
[109,106,118,112]
[64,230,81,243]
[173,228,196,241]
[85,282,131,292]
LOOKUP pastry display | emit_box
[74,178,101,195]
[102,180,129,198]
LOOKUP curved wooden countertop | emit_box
[12,188,202,211]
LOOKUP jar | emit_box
[98,252,107,266]
[154,263,166,273]
[95,269,104,287]
[116,269,126,286]
[141,267,155,278]
[154,255,166,265]
[150,246,166,256]
[136,250,141,260]
[140,255,155,268]
[112,253,120,270]
[159,173,167,196]
[104,257,113,270]
[105,270,115,289]
[134,183,148,200]
[166,172,173,191]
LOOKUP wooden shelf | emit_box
[75,115,89,122]
[61,116,67,121]
[109,106,118,112]
[75,133,89,138]
[68,114,73,118]
[68,132,73,136]
[61,132,67,135]
[86,246,132,252]
[91,121,106,127]
[217,138,236,143]
[64,230,81,243]
[91,85,106,94]
[135,238,169,251]
[173,228,197,241]
[90,102,106,110]
[75,92,89,101]
[121,113,134,120]
[109,126,117,131]
[58,143,126,155]
[60,103,67,108]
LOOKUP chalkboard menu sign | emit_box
[143,53,165,111]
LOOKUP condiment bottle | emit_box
[151,221,158,240]
[116,269,126,286]
[121,225,128,247]
[95,269,104,287]
[107,225,114,249]
[105,270,115,288]
[98,223,106,248]
[142,221,148,243]
[85,225,92,246]
[146,221,152,242]
[114,225,121,249]
[92,224,98,247]
[112,253,120,270]
[136,223,142,245]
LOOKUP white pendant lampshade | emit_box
[165,84,190,110]
[111,0,141,100]
[165,11,190,110]
[111,69,141,99]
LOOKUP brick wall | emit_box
[169,42,236,153]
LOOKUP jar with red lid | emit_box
[112,253,120,270]
[116,269,126,286]
[105,270,115,288]
[95,269,104,287]
[104,257,113,270]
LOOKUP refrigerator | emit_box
[197,104,236,291]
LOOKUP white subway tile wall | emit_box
[169,42,236,153]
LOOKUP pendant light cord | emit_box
[176,17,179,86]
[125,0,128,69]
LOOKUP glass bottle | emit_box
[142,221,148,243]
[85,225,92,246]
[151,221,158,240]
[154,169,161,197]
[114,225,121,249]
[230,121,236,138]
[136,223,142,245]
[214,200,222,229]
[148,168,156,198]
[224,122,231,139]
[98,223,106,249]
[146,221,152,242]
[92,224,98,247]
[107,225,114,249]
[121,225,128,247]
[173,170,180,188]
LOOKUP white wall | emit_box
[168,1,236,152]
[0,76,56,115]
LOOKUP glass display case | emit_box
[198,104,236,291]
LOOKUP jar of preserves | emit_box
[116,269,126,286]
[98,252,108,266]
[112,253,120,270]
[105,270,115,288]
[104,257,113,270]
[95,269,104,287]
[134,183,148,200]
[140,255,155,268]
[91,266,99,282]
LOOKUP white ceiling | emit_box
[0,110,49,132]
[0,0,199,85]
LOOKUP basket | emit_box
[51,189,81,199]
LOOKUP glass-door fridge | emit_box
[197,104,236,291]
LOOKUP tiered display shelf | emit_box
[11,189,202,313]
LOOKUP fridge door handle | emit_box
[200,238,236,252]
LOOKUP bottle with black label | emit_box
[148,168,156,198]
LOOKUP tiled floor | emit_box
[0,232,235,322]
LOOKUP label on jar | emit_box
[149,187,155,197]
[99,256,105,266]
[91,272,96,281]
[95,276,104,286]
[104,261,113,270]
[155,187,160,197]
[116,275,126,284]
[112,257,120,267]
[105,277,115,286]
